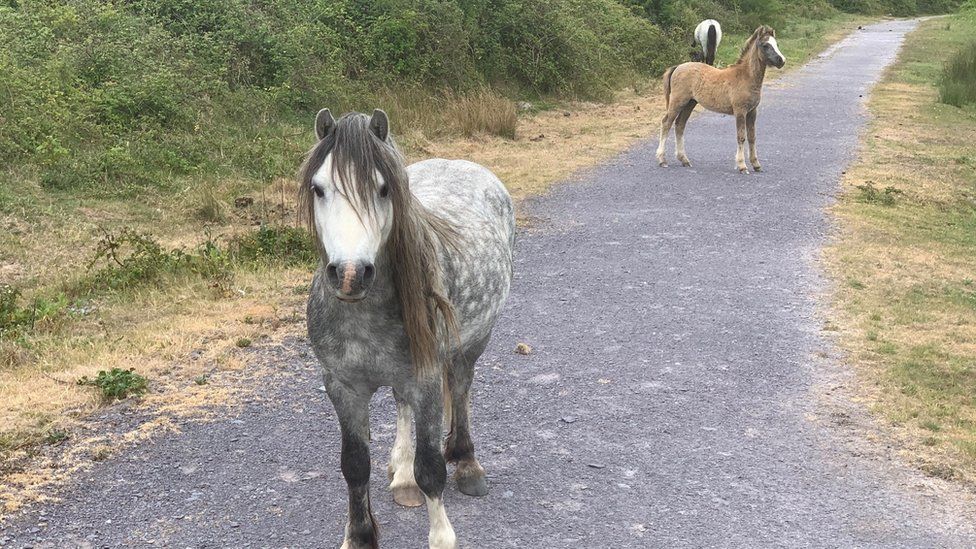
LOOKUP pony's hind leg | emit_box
[674,101,697,167]
[413,379,457,549]
[746,108,761,171]
[656,109,680,167]
[388,392,424,507]
[444,345,489,497]
[325,381,379,549]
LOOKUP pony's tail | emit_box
[663,66,676,109]
[705,24,718,65]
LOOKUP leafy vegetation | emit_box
[1,0,959,201]
[77,367,149,401]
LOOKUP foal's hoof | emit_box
[738,167,750,174]
[658,161,668,168]
[680,160,692,167]
[753,165,763,172]
[456,473,489,497]
[392,485,426,507]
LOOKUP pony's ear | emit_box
[315,108,336,140]
[369,109,389,142]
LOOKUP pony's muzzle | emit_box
[326,260,375,301]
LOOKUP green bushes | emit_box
[0,0,680,198]
[0,0,966,202]
[940,40,976,107]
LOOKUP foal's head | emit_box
[299,109,403,302]
[751,25,786,69]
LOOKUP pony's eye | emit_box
[312,185,325,199]
[379,183,390,199]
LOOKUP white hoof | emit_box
[429,529,458,549]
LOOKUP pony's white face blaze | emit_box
[762,36,786,68]
[312,154,393,301]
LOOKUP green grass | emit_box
[828,7,976,482]
[940,39,976,106]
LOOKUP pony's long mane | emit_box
[732,25,775,66]
[298,112,459,378]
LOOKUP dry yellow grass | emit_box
[824,13,976,483]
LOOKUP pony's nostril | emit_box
[326,263,339,284]
[362,263,375,284]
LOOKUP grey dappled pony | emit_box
[299,109,515,549]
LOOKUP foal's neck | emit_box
[746,47,767,88]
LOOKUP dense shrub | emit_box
[0,0,964,199]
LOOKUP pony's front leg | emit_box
[734,111,749,173]
[746,109,761,172]
[327,381,379,549]
[388,394,424,507]
[413,380,457,549]
[674,101,697,168]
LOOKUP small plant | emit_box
[194,374,210,385]
[855,182,902,206]
[195,186,229,223]
[1,284,70,340]
[84,228,231,293]
[45,430,69,445]
[235,337,252,348]
[77,368,149,401]
[231,225,315,266]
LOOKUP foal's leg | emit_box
[414,378,457,549]
[734,111,749,173]
[656,108,680,167]
[326,381,379,549]
[444,344,489,497]
[674,100,697,167]
[746,108,761,172]
[388,391,424,507]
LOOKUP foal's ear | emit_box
[369,109,389,142]
[315,108,336,141]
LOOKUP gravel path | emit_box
[4,19,974,548]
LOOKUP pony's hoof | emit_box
[659,162,669,168]
[456,473,488,497]
[738,167,750,174]
[753,165,762,172]
[680,160,692,167]
[341,537,377,549]
[392,484,426,507]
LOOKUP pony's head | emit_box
[753,25,786,69]
[298,108,460,376]
[298,109,401,302]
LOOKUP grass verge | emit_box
[826,10,976,483]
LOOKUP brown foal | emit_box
[656,25,786,173]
